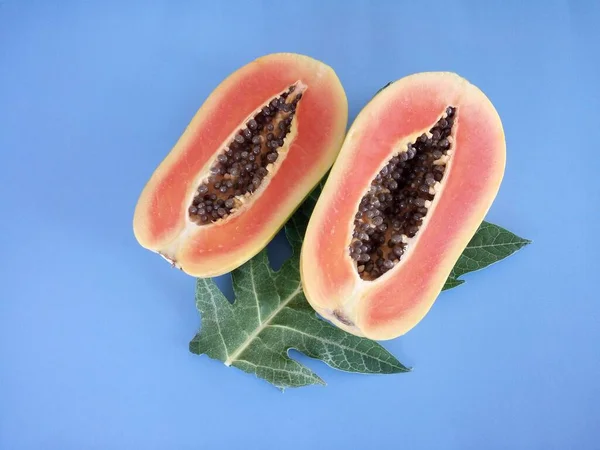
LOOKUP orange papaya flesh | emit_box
[133,53,348,277]
[301,72,505,340]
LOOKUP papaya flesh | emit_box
[133,53,348,277]
[301,72,505,340]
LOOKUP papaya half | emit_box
[301,72,506,340]
[133,53,348,277]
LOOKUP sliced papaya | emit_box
[301,72,506,340]
[133,53,348,277]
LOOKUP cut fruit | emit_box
[133,53,348,277]
[300,72,506,340]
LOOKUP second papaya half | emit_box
[133,53,348,277]
[301,72,506,340]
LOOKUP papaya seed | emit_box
[349,107,457,280]
[186,85,302,225]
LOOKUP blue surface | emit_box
[1,1,599,449]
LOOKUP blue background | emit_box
[1,1,599,449]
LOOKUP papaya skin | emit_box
[301,72,506,340]
[133,53,348,277]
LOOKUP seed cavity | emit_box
[188,85,303,225]
[349,107,457,281]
